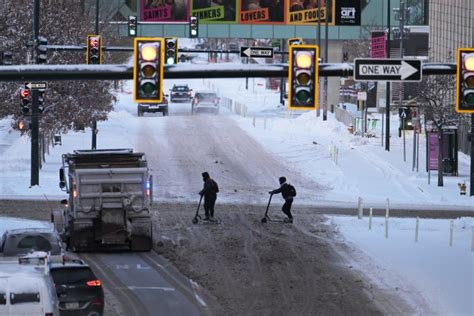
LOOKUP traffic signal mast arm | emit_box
[0,63,457,82]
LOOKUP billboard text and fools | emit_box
[141,0,189,22]
[240,0,286,24]
[288,0,335,25]
[191,0,237,23]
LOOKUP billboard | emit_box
[240,0,286,24]
[191,0,238,23]
[141,0,189,22]
[335,0,361,25]
[288,0,335,25]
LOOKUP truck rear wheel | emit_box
[130,234,152,251]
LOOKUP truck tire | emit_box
[130,234,152,251]
[138,109,143,117]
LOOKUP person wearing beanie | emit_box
[199,172,219,220]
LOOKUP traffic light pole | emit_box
[91,0,99,150]
[30,0,40,186]
[385,0,391,152]
[471,114,474,196]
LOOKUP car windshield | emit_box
[173,86,188,92]
[51,267,96,285]
[2,234,61,256]
[196,93,216,102]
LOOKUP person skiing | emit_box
[199,172,219,220]
[269,176,296,222]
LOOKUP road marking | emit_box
[127,286,175,291]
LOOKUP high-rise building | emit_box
[429,1,473,62]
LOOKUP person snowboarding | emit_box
[269,176,296,222]
[199,172,219,220]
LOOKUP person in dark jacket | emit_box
[269,176,294,222]
[199,172,219,220]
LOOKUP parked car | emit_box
[191,91,220,114]
[0,228,64,263]
[138,95,169,116]
[169,84,192,103]
[0,252,60,316]
[50,258,104,316]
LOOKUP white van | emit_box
[0,252,59,316]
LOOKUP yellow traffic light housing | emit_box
[288,37,304,47]
[133,37,164,103]
[456,48,474,113]
[288,45,319,110]
[165,37,178,65]
[86,35,102,64]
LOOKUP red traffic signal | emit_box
[20,89,30,99]
[87,35,102,64]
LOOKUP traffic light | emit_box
[86,35,102,64]
[288,45,319,110]
[38,89,45,114]
[165,37,178,65]
[456,48,474,113]
[37,36,48,64]
[128,15,137,37]
[20,88,30,114]
[288,37,304,47]
[133,37,164,103]
[189,16,198,38]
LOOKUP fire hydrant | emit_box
[348,124,354,134]
[458,182,467,195]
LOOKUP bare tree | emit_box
[417,74,457,186]
[0,0,126,136]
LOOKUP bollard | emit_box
[335,148,339,164]
[449,220,454,247]
[385,198,390,218]
[471,227,474,252]
[252,116,256,127]
[385,217,389,239]
[357,197,363,219]
[369,208,373,230]
[415,217,419,242]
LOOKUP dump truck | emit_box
[54,149,153,252]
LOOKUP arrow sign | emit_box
[25,82,47,90]
[240,46,274,59]
[354,58,422,82]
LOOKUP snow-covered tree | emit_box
[0,0,127,135]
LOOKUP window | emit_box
[10,292,40,304]
[0,293,6,305]
[51,267,96,285]
[17,236,52,252]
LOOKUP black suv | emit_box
[50,258,104,316]
[170,84,192,103]
[137,96,169,116]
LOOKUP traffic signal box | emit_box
[288,45,319,110]
[20,88,30,114]
[288,37,304,47]
[37,36,48,64]
[133,37,164,103]
[456,48,474,113]
[189,16,198,38]
[86,35,102,64]
[164,37,178,65]
[128,15,137,37]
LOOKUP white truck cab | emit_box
[0,252,59,316]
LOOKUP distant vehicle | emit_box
[191,91,220,114]
[138,95,168,116]
[50,258,104,316]
[170,85,193,103]
[0,228,64,262]
[0,252,60,316]
[56,148,153,252]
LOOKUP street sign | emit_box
[240,46,274,59]
[25,82,47,90]
[354,58,422,82]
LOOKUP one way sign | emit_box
[240,46,274,59]
[354,58,422,82]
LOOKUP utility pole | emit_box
[279,39,285,105]
[316,0,321,117]
[385,0,391,151]
[30,0,40,186]
[91,0,99,150]
[394,1,410,161]
[323,0,329,121]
